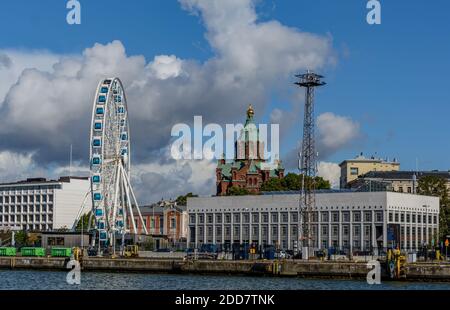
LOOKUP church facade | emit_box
[216,105,284,195]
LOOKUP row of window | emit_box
[0,194,54,204]
[0,214,53,223]
[388,212,437,224]
[193,224,437,240]
[0,185,61,192]
[0,205,53,213]
[190,211,385,225]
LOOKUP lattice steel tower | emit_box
[295,71,325,259]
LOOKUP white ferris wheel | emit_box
[89,77,147,249]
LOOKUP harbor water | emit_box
[1,270,450,290]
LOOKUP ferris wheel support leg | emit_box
[122,165,148,235]
[111,163,121,226]
[121,165,138,236]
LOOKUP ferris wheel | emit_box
[89,77,147,250]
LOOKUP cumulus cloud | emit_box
[0,0,335,202]
[317,161,340,189]
[281,112,360,172]
[0,151,39,182]
[317,112,360,159]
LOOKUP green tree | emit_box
[418,175,449,240]
[176,193,198,206]
[227,186,250,196]
[261,173,331,192]
[76,212,94,232]
[282,173,301,190]
[260,178,284,192]
[14,230,28,247]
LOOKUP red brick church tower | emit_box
[216,105,284,195]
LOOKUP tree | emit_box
[75,212,94,232]
[14,231,28,247]
[227,186,250,196]
[260,178,284,192]
[261,173,331,192]
[418,175,449,240]
[176,193,198,206]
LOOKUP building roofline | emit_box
[0,176,89,187]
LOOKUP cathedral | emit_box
[216,105,285,195]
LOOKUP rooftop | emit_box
[339,153,399,167]
[0,176,89,187]
[361,170,450,180]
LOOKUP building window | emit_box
[376,211,383,222]
[252,213,259,223]
[364,212,372,222]
[407,187,412,193]
[412,214,416,223]
[198,214,204,224]
[343,225,349,236]
[353,211,361,222]
[332,225,338,237]
[398,187,403,193]
[321,225,328,235]
[364,225,371,237]
[434,215,437,224]
[233,213,240,223]
[225,213,231,224]
[271,213,278,223]
[395,213,399,222]
[350,167,359,176]
[321,212,329,222]
[406,214,410,223]
[171,218,176,229]
[243,213,250,223]
[332,212,339,223]
[353,226,360,237]
[215,214,222,223]
[342,212,350,222]
[207,214,213,224]
[290,212,298,222]
[401,214,405,222]
[261,213,268,223]
[281,212,288,223]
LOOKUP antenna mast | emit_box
[295,71,326,260]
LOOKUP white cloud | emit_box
[317,112,360,158]
[317,161,340,189]
[0,0,335,202]
[148,55,183,80]
[0,151,39,182]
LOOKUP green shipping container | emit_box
[51,248,72,257]
[0,247,16,256]
[21,247,45,257]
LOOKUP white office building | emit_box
[0,177,91,231]
[187,191,439,252]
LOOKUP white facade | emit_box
[187,191,439,252]
[0,177,91,231]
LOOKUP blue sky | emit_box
[0,0,448,200]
